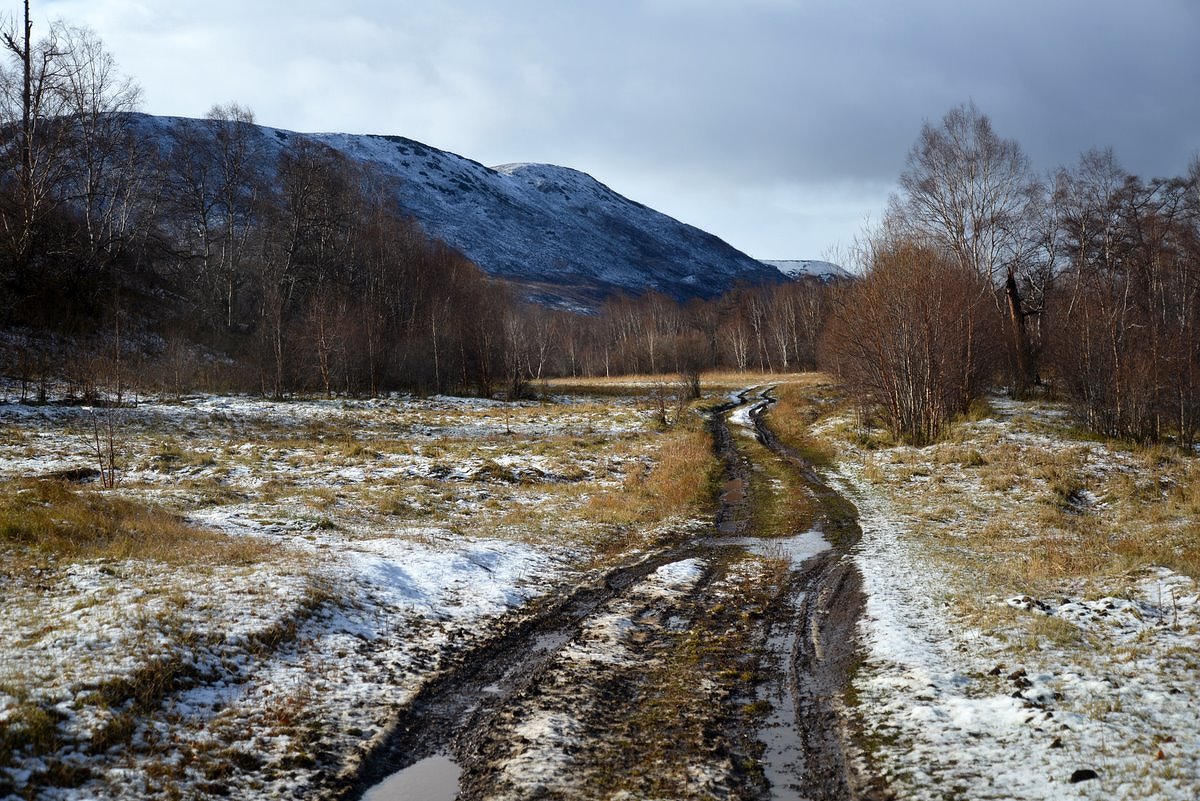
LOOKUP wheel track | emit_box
[748,387,879,801]
[318,538,713,800]
[324,387,872,801]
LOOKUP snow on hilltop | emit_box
[129,114,782,310]
[761,259,850,282]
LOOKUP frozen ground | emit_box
[809,394,1200,800]
[0,390,670,799]
[6,381,1196,800]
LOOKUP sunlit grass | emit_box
[0,479,267,568]
[765,376,840,467]
[584,414,721,528]
[792,380,1200,590]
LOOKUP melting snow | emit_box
[825,405,1200,801]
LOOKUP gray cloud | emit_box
[39,0,1200,259]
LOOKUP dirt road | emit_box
[325,388,867,801]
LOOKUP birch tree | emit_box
[890,102,1041,392]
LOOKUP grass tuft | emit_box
[0,479,267,567]
[585,414,720,529]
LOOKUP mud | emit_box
[748,389,869,800]
[326,387,870,801]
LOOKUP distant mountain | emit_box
[131,114,782,310]
[761,260,851,282]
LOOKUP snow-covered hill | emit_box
[132,114,782,310]
[760,259,850,282]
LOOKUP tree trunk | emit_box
[1004,269,1033,395]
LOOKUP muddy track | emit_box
[747,389,871,800]
[324,388,871,801]
[317,541,711,800]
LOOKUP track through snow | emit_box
[334,389,867,801]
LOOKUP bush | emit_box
[821,239,999,445]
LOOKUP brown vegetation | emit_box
[1049,150,1200,444]
[822,240,997,445]
[0,479,266,566]
[585,413,720,530]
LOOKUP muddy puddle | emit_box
[362,754,461,801]
[707,530,829,564]
[756,574,815,801]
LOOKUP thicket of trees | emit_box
[823,240,996,444]
[0,9,830,402]
[0,12,535,398]
[825,102,1200,446]
[1050,151,1200,443]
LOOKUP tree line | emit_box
[824,101,1200,446]
[0,11,832,402]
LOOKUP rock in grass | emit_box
[1069,768,1100,783]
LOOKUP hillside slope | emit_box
[133,114,781,309]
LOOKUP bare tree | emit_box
[823,237,997,444]
[54,23,143,268]
[890,101,1042,393]
[1,5,74,273]
[1050,150,1200,444]
[165,104,265,333]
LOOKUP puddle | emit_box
[362,754,462,801]
[757,592,810,801]
[707,530,829,565]
[718,477,749,534]
[531,630,571,653]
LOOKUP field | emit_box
[0,381,733,798]
[1,374,1197,800]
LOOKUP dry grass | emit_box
[142,440,218,473]
[0,696,62,767]
[782,380,1200,594]
[544,370,825,394]
[0,480,268,568]
[584,418,720,528]
[768,376,840,467]
[737,429,820,538]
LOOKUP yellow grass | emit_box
[765,376,840,466]
[584,420,720,528]
[781,381,1200,591]
[543,370,830,391]
[0,480,267,567]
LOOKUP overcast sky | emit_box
[37,0,1200,261]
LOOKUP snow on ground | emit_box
[812,396,1200,800]
[728,396,769,430]
[0,390,667,799]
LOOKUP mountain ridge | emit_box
[129,114,784,310]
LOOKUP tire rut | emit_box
[326,387,871,801]
[320,541,712,800]
[748,387,877,801]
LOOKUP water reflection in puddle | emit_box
[362,754,461,801]
[707,530,829,564]
[757,597,810,801]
